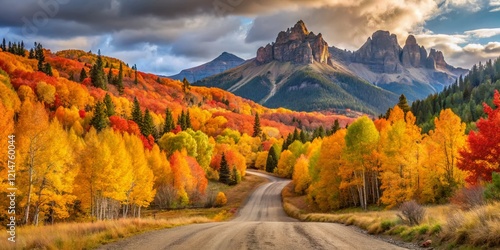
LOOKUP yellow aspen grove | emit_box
[254,151,268,170]
[423,109,467,202]
[344,116,380,210]
[275,150,296,178]
[308,129,347,211]
[75,128,133,220]
[100,130,134,220]
[146,144,173,189]
[380,108,423,208]
[123,133,156,218]
[0,103,15,217]
[31,120,76,225]
[292,155,311,194]
[16,100,50,225]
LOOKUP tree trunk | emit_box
[23,147,35,225]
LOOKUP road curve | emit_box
[99,171,406,250]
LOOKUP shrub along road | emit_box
[98,171,405,250]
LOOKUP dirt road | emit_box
[99,171,406,250]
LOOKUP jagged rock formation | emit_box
[353,30,403,73]
[169,52,245,82]
[256,20,332,65]
[329,30,468,100]
[193,21,468,114]
[401,35,427,68]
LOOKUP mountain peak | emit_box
[291,20,309,36]
[405,35,417,46]
[215,52,242,62]
[354,30,402,73]
[169,52,244,82]
[256,20,331,65]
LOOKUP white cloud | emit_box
[442,0,485,12]
[490,0,500,11]
[464,28,500,38]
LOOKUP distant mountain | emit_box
[169,52,245,82]
[196,21,399,115]
[330,31,468,101]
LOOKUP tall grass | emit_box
[282,182,500,249]
[1,217,211,250]
[441,202,500,248]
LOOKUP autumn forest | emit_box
[1,39,500,231]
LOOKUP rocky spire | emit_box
[401,35,427,68]
[256,20,332,65]
[353,30,403,73]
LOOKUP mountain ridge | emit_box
[169,52,245,83]
[196,21,399,115]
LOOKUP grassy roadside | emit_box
[1,174,268,250]
[282,182,500,249]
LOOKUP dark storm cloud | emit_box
[0,0,497,74]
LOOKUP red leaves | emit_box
[459,90,500,185]
[140,134,155,150]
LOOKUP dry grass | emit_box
[441,202,500,248]
[1,173,268,250]
[282,182,500,249]
[1,217,211,250]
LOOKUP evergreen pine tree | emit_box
[90,102,108,132]
[20,41,24,56]
[28,48,35,59]
[219,153,230,185]
[185,110,192,129]
[156,76,161,83]
[35,43,45,73]
[182,77,190,93]
[292,128,299,142]
[328,119,340,135]
[91,49,107,90]
[266,145,279,173]
[318,126,325,138]
[104,93,115,117]
[163,108,175,134]
[79,68,87,82]
[116,63,124,95]
[252,113,262,137]
[107,64,114,84]
[44,63,53,76]
[142,109,156,136]
[178,111,187,130]
[398,94,411,113]
[1,38,5,51]
[299,130,307,143]
[131,97,143,128]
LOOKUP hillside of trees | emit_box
[411,56,500,133]
[1,40,499,227]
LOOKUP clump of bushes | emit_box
[397,200,425,226]
[215,192,227,207]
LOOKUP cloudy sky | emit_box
[0,0,499,75]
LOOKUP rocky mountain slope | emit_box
[196,21,398,115]
[169,52,245,82]
[330,31,468,100]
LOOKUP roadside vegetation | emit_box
[282,182,500,249]
[0,174,267,250]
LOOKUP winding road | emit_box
[99,171,405,250]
